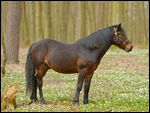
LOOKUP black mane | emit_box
[75,27,113,49]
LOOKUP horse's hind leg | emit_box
[36,77,45,104]
[36,63,49,104]
[30,76,37,102]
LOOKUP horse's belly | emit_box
[48,56,78,74]
[51,63,78,74]
[47,45,78,73]
[53,67,78,74]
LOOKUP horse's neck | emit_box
[74,28,113,59]
[96,32,113,59]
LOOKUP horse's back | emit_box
[30,38,62,66]
[30,38,79,73]
[31,38,66,56]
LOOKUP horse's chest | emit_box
[77,54,100,73]
[89,62,99,71]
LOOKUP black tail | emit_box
[25,44,35,97]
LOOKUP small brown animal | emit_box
[1,83,19,111]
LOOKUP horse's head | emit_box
[112,23,133,52]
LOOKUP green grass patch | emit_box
[1,49,149,112]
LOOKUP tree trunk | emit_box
[1,24,7,76]
[75,1,86,41]
[6,1,22,64]
[1,35,7,76]
[41,1,51,38]
[1,2,7,76]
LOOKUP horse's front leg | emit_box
[73,70,85,104]
[83,73,93,104]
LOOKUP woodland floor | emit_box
[1,47,149,112]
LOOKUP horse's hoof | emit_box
[28,99,38,105]
[40,100,46,104]
[83,100,88,104]
[72,100,79,105]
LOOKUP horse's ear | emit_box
[118,23,121,29]
[114,23,121,31]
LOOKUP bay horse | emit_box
[25,23,133,104]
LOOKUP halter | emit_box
[113,27,129,46]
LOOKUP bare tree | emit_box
[2,1,149,48]
[1,30,7,76]
[6,1,22,64]
[1,2,7,76]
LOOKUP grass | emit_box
[1,48,149,112]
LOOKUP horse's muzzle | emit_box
[124,41,133,52]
